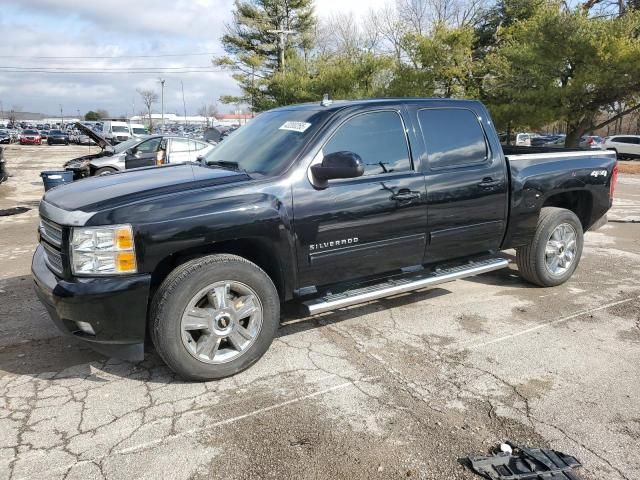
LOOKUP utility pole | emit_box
[159,79,165,129]
[181,81,187,127]
[59,104,63,127]
[77,108,80,121]
[0,101,3,123]
[268,22,296,73]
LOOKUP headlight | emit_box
[71,224,137,275]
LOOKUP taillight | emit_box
[610,163,619,201]
[587,137,594,145]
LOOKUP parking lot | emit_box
[0,144,638,479]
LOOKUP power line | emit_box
[0,52,221,59]
[0,68,226,75]
[0,65,216,71]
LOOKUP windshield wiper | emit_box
[206,160,248,174]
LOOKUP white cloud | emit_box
[0,0,387,117]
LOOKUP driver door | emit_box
[124,137,163,169]
[293,109,428,288]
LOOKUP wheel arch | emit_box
[149,237,289,303]
[542,190,593,231]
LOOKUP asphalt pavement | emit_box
[0,144,638,480]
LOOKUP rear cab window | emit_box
[417,108,489,169]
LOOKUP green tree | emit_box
[484,4,640,145]
[84,110,101,121]
[387,24,479,98]
[216,0,315,111]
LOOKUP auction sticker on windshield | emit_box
[279,121,312,133]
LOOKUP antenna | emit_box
[321,94,332,107]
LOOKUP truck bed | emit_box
[500,146,617,249]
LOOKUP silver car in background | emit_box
[64,122,215,177]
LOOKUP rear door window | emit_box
[418,108,488,169]
[170,138,192,152]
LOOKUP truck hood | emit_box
[74,122,112,151]
[42,163,250,214]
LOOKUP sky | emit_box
[0,0,387,118]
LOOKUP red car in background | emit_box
[19,129,42,145]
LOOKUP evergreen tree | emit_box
[216,0,315,111]
[484,3,640,145]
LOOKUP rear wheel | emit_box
[516,207,583,287]
[151,254,280,381]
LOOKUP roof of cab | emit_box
[269,97,482,113]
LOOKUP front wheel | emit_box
[151,254,280,381]
[516,207,584,287]
[93,167,116,176]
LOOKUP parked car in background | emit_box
[0,130,11,144]
[515,133,531,146]
[580,136,604,149]
[39,130,49,140]
[76,133,95,146]
[63,122,215,178]
[101,120,131,144]
[19,129,41,145]
[129,123,149,137]
[47,129,70,145]
[603,135,640,159]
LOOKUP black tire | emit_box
[516,207,584,287]
[93,167,116,176]
[150,254,280,381]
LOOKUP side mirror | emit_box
[311,151,364,187]
[126,147,137,156]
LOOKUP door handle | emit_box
[391,189,420,202]
[478,177,501,188]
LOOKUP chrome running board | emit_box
[301,257,509,315]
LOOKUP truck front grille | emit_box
[42,241,64,275]
[39,216,65,276]
[40,217,63,247]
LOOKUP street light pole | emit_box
[59,104,63,127]
[160,79,165,130]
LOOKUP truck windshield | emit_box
[201,109,330,176]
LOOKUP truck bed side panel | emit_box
[502,150,616,249]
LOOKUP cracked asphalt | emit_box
[1,145,639,480]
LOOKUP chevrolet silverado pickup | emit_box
[32,98,618,380]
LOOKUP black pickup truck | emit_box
[32,98,618,380]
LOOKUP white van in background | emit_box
[102,120,131,144]
[129,123,149,138]
[515,133,531,146]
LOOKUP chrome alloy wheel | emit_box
[180,281,263,364]
[544,223,578,276]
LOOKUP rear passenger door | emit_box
[414,106,508,263]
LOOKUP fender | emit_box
[86,180,297,298]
